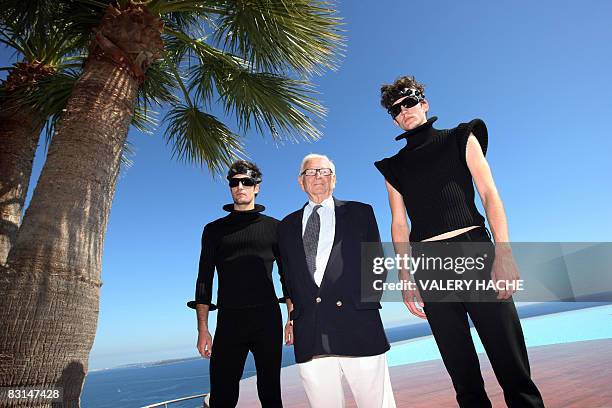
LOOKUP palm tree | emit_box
[0,24,82,264]
[0,0,343,406]
[0,18,154,264]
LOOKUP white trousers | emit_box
[297,353,396,408]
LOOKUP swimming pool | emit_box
[386,304,612,367]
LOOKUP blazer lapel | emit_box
[319,197,347,292]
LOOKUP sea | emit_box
[81,349,296,408]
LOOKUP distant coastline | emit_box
[89,356,201,373]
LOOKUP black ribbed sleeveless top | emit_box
[374,116,489,242]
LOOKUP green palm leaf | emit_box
[164,104,245,175]
[191,60,324,142]
[212,0,345,75]
[169,32,324,143]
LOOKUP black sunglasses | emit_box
[229,177,256,188]
[387,97,420,118]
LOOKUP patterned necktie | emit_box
[303,204,322,280]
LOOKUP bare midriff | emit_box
[421,225,481,242]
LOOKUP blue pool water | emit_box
[386,303,612,367]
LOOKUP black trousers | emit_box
[209,302,283,408]
[416,227,545,408]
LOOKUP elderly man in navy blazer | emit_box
[278,153,396,408]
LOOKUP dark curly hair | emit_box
[227,160,262,184]
[380,75,426,110]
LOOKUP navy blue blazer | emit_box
[278,197,390,363]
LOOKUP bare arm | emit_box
[466,133,509,243]
[195,304,210,332]
[385,180,410,255]
[196,304,213,358]
[466,133,518,299]
[384,180,425,318]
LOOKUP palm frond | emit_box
[53,1,108,51]
[120,135,135,170]
[0,0,59,35]
[164,104,245,175]
[163,32,196,66]
[139,59,179,108]
[0,19,84,69]
[213,0,344,75]
[0,30,26,55]
[12,70,79,142]
[167,31,324,143]
[189,60,324,142]
[151,0,222,15]
[131,105,159,134]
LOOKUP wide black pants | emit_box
[416,227,544,408]
[209,302,283,408]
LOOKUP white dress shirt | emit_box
[302,195,336,286]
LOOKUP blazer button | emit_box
[336,300,343,307]
[315,297,322,303]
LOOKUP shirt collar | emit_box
[307,195,334,210]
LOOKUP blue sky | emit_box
[2,0,612,369]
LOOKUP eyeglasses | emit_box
[301,168,333,177]
[229,177,256,187]
[387,97,420,118]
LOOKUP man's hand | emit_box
[197,329,213,359]
[284,320,294,345]
[491,244,520,300]
[400,271,426,319]
[402,284,426,319]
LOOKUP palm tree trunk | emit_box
[0,56,139,407]
[0,102,42,265]
[0,3,161,405]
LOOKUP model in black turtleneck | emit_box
[374,101,544,406]
[188,203,286,408]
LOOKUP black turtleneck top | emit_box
[374,116,489,242]
[187,204,288,310]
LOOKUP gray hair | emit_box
[299,153,336,175]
